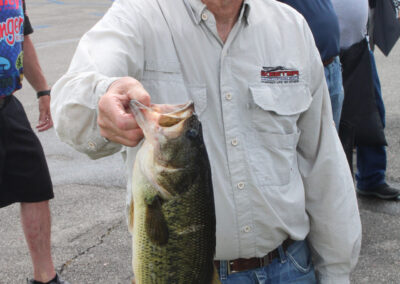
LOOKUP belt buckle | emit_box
[227,260,240,275]
[227,260,232,275]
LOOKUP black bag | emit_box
[371,0,400,56]
[369,0,377,9]
[339,38,387,149]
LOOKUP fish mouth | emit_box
[154,102,195,127]
[130,100,195,139]
[130,101,199,200]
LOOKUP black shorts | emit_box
[0,95,53,208]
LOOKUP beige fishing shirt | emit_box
[51,0,361,282]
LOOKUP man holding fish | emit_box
[52,0,362,283]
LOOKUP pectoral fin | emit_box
[145,195,169,245]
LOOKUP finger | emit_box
[113,134,144,147]
[36,118,48,128]
[100,128,144,146]
[98,77,151,144]
[98,109,141,135]
[37,120,53,132]
[36,121,47,129]
[37,110,51,124]
[109,77,151,108]
[114,110,140,131]
[37,123,52,132]
[37,114,53,130]
[100,127,144,147]
[126,84,151,107]
[104,132,144,147]
[98,95,141,131]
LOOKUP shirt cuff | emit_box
[84,76,123,159]
[83,134,122,160]
[94,77,121,100]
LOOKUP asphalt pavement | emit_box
[0,1,400,283]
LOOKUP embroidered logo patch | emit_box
[261,66,299,84]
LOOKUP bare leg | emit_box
[21,201,56,283]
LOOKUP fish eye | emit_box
[185,128,199,139]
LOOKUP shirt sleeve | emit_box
[51,0,144,159]
[23,0,34,35]
[296,19,362,283]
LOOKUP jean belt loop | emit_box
[219,260,228,280]
[278,245,287,263]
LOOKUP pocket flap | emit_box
[249,84,312,115]
[144,60,181,73]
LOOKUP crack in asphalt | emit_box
[58,220,124,275]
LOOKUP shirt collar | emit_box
[184,0,252,25]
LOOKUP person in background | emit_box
[389,0,400,19]
[398,1,400,18]
[277,0,343,131]
[0,1,69,283]
[395,0,400,18]
[52,0,361,282]
[332,0,400,200]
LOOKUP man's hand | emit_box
[97,77,151,147]
[23,34,53,132]
[36,95,53,132]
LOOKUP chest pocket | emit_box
[141,59,207,115]
[249,83,312,133]
[246,83,312,187]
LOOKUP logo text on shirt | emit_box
[0,0,20,10]
[0,16,24,46]
[261,66,299,84]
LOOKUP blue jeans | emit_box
[324,56,344,131]
[356,50,387,190]
[218,241,317,284]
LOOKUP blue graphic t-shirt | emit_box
[0,0,24,98]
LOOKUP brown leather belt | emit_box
[214,238,296,274]
[323,57,335,66]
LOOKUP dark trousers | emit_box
[356,50,387,190]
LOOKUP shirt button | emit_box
[201,13,208,21]
[237,182,245,189]
[243,226,251,233]
[88,141,96,150]
[231,138,238,146]
[225,93,232,100]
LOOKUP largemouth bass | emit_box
[129,100,220,284]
